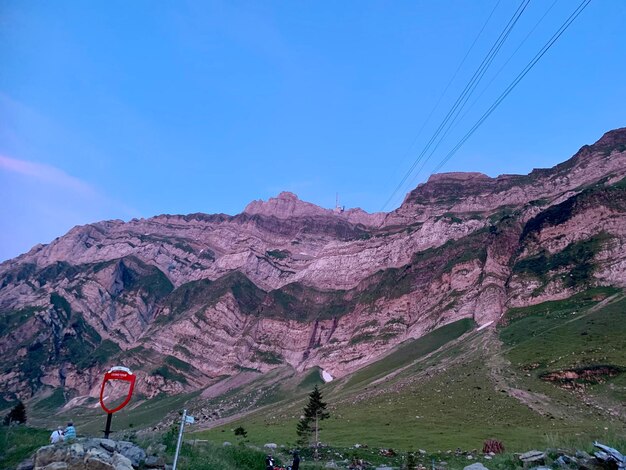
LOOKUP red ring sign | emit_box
[99,366,136,414]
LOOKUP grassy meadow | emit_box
[3,289,625,469]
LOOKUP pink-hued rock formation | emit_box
[1,128,626,402]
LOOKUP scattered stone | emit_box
[111,452,134,470]
[99,440,117,453]
[42,463,69,470]
[144,456,159,468]
[116,441,146,467]
[555,455,577,468]
[264,443,277,449]
[86,446,113,463]
[484,456,492,460]
[16,459,34,470]
[68,443,85,461]
[419,449,427,455]
[222,442,232,447]
[463,463,489,470]
[84,456,114,470]
[593,441,626,469]
[35,445,69,468]
[519,450,546,464]
[325,461,339,469]
[576,451,593,460]
[467,455,474,460]
[146,444,167,456]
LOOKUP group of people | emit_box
[50,422,76,444]
[265,451,299,470]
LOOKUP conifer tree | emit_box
[296,385,330,457]
[234,425,248,443]
[3,401,27,425]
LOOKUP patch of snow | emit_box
[321,369,334,382]
[477,321,494,331]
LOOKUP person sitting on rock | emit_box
[50,426,64,444]
[64,422,76,440]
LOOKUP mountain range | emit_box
[1,128,625,433]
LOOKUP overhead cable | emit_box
[430,0,591,175]
[389,0,503,179]
[382,0,531,210]
[453,0,560,135]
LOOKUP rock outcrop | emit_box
[29,439,148,470]
[1,127,626,402]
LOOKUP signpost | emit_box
[172,409,195,470]
[99,366,136,438]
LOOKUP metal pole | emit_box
[172,409,187,470]
[104,413,113,438]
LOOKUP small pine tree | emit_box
[296,418,311,446]
[296,386,330,457]
[234,426,248,439]
[3,401,27,425]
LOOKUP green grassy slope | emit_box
[0,426,49,470]
[192,293,625,451]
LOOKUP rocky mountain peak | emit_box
[593,127,626,149]
[243,191,329,219]
[426,172,491,183]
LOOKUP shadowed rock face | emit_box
[1,128,626,401]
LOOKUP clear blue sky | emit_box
[1,0,625,261]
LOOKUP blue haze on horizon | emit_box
[1,0,625,262]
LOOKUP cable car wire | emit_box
[382,0,531,210]
[452,0,560,136]
[390,0,503,179]
[430,0,591,175]
[404,0,560,190]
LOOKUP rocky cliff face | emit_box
[1,128,626,404]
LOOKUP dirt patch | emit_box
[541,365,622,388]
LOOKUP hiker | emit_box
[291,450,300,470]
[64,421,76,440]
[50,426,64,444]
[265,454,275,470]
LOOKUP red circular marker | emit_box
[99,366,136,414]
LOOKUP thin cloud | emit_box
[0,154,95,195]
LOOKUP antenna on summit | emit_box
[334,193,345,213]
